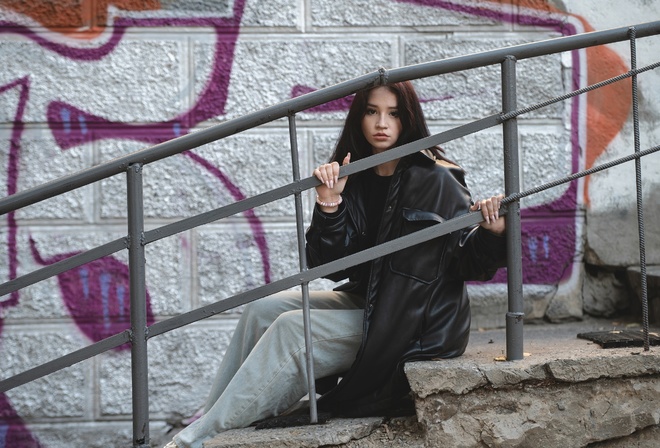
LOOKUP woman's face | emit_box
[361,87,402,155]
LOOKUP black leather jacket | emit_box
[305,151,507,417]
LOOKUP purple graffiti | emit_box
[0,77,39,448]
[288,2,582,284]
[394,0,581,284]
[38,0,271,283]
[1,77,29,311]
[29,237,155,348]
[290,85,355,113]
[0,394,42,448]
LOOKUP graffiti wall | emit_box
[1,0,658,446]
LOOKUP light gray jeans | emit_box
[172,290,365,448]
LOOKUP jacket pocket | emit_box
[389,208,447,284]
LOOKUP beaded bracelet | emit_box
[316,195,342,208]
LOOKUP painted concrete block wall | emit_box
[0,1,659,446]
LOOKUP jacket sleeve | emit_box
[305,202,360,282]
[445,224,507,282]
[430,165,508,282]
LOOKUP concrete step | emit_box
[199,318,660,448]
[203,416,424,448]
[405,317,660,447]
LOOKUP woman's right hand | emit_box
[313,152,351,211]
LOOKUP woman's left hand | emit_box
[470,194,505,235]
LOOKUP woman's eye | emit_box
[366,108,376,115]
[390,111,399,117]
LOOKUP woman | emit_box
[165,81,506,448]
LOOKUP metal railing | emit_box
[1,21,660,447]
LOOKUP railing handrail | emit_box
[1,19,658,448]
[2,20,660,216]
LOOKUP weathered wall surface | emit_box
[0,1,658,446]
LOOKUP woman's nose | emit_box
[377,114,387,128]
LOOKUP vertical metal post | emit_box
[127,163,150,447]
[502,56,524,361]
[288,115,318,422]
[629,27,650,351]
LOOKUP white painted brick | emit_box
[29,422,136,448]
[404,37,564,121]
[99,132,298,219]
[2,326,89,419]
[0,39,186,124]
[312,130,342,167]
[243,0,299,28]
[2,229,186,319]
[520,130,572,208]
[8,129,89,221]
[310,0,503,28]
[0,84,21,123]
[442,126,575,208]
[99,319,237,417]
[218,38,394,120]
[196,225,299,307]
[438,129,505,200]
[2,230,74,320]
[157,0,233,16]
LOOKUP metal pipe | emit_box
[144,141,660,339]
[3,20,660,217]
[0,73,381,215]
[629,27,650,351]
[127,164,150,447]
[0,330,131,393]
[288,115,318,423]
[4,140,659,391]
[0,116,502,301]
[502,56,525,361]
[386,20,660,83]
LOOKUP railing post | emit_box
[502,56,525,361]
[127,163,150,447]
[288,115,318,422]
[629,27,650,351]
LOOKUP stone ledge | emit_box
[405,351,660,396]
[404,318,660,447]
[203,417,384,448]
[174,319,660,448]
[413,374,660,447]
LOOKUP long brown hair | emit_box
[329,80,446,164]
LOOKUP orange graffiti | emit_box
[3,0,160,38]
[483,0,632,204]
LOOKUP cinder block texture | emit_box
[1,1,660,447]
[0,40,186,124]
[222,38,395,120]
[310,0,501,28]
[405,38,564,121]
[2,327,89,419]
[99,132,298,219]
[99,319,237,417]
